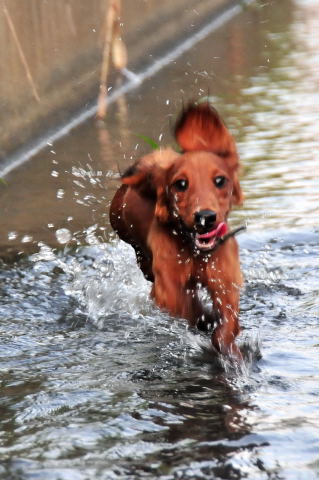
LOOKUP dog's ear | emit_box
[122,148,178,188]
[232,174,244,206]
[174,103,235,155]
[154,184,170,223]
[122,149,179,222]
[121,154,155,194]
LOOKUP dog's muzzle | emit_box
[193,210,227,251]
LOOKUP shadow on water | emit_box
[0,0,319,479]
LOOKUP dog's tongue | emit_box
[197,222,228,240]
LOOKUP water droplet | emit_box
[8,231,17,240]
[21,235,33,243]
[55,228,72,244]
[57,189,65,199]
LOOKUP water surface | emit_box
[0,1,318,479]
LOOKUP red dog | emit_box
[110,103,244,360]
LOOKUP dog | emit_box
[110,103,244,361]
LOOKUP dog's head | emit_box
[122,103,243,252]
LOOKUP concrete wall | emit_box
[0,0,233,165]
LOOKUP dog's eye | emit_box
[214,176,227,188]
[173,179,188,192]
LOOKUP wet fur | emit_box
[110,103,244,360]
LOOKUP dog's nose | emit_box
[194,210,217,229]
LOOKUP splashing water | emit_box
[1,2,319,479]
[63,239,153,327]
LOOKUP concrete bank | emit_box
[0,0,247,171]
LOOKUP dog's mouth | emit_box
[194,222,228,252]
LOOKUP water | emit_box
[1,1,319,479]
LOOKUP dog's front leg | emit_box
[151,278,199,326]
[148,228,202,325]
[203,242,243,361]
[151,262,200,326]
[210,287,242,361]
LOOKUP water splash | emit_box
[60,238,153,328]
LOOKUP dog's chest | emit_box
[177,249,221,286]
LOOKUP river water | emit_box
[0,1,318,479]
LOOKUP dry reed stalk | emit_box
[3,2,41,103]
[96,0,118,119]
[96,0,127,119]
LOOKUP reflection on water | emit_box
[0,1,319,479]
[234,2,319,230]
